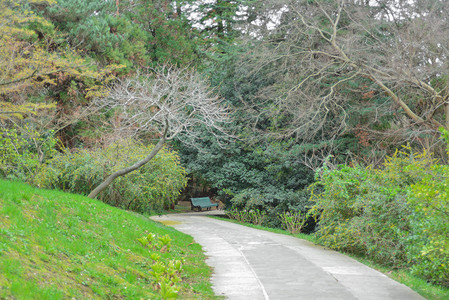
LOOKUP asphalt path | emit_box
[151,211,424,300]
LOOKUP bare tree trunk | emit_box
[88,127,168,199]
[176,1,182,17]
[216,0,224,39]
[445,103,449,130]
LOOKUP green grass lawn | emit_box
[0,179,217,299]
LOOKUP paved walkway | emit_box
[151,211,424,300]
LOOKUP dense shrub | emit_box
[179,134,315,227]
[229,187,313,228]
[0,126,57,181]
[278,211,308,234]
[311,146,449,287]
[35,140,187,213]
[407,164,449,286]
[226,208,267,226]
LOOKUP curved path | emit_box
[151,212,424,300]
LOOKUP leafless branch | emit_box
[93,64,233,147]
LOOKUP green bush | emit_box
[0,126,57,181]
[228,187,313,228]
[35,140,187,213]
[311,146,449,286]
[226,208,267,225]
[407,165,449,287]
[278,211,307,234]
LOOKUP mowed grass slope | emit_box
[0,179,217,299]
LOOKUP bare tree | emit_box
[88,65,231,199]
[240,0,449,147]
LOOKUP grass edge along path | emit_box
[0,179,219,299]
[209,216,449,300]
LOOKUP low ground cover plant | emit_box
[226,208,267,225]
[137,233,183,299]
[277,211,307,234]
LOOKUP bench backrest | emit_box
[191,197,214,206]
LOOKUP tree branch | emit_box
[88,122,169,199]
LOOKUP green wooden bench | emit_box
[190,197,218,211]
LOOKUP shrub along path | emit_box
[152,211,424,300]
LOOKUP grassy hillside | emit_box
[0,179,217,299]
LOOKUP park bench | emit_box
[190,197,218,212]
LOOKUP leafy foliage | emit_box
[44,0,149,70]
[226,186,313,229]
[0,102,55,122]
[128,0,200,66]
[311,146,449,286]
[43,0,201,68]
[137,232,182,299]
[180,133,315,228]
[277,211,307,234]
[408,165,449,286]
[35,139,187,213]
[226,208,267,226]
[0,126,58,181]
[0,0,120,98]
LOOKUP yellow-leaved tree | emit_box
[0,0,121,122]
